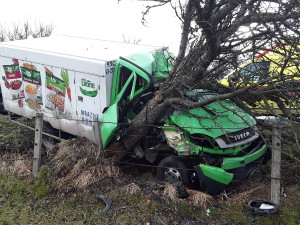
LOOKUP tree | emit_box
[0,20,54,42]
[0,21,54,109]
[106,0,300,161]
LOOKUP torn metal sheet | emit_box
[163,129,191,155]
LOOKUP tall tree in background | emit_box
[0,21,53,42]
[0,21,53,107]
[107,0,300,160]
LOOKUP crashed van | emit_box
[0,36,268,195]
[221,40,300,115]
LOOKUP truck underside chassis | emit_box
[7,114,67,148]
[0,88,6,114]
[134,126,268,196]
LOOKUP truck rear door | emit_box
[76,73,101,137]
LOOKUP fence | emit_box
[2,112,298,204]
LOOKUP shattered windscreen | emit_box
[185,89,219,102]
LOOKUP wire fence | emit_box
[1,113,300,175]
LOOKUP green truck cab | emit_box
[97,50,268,195]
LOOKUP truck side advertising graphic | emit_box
[45,67,66,112]
[21,63,42,111]
[2,59,23,100]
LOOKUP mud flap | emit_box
[194,164,234,195]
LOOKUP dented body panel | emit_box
[168,100,256,138]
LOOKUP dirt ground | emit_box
[0,114,299,225]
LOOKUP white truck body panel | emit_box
[0,36,155,141]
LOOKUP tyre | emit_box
[0,93,6,114]
[157,156,192,188]
[42,123,59,148]
[262,148,271,164]
[0,102,6,114]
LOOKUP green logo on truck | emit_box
[80,78,98,97]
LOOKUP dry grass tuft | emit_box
[0,160,12,175]
[187,189,213,208]
[13,160,31,176]
[125,183,141,195]
[0,155,31,176]
[163,184,177,201]
[50,138,119,193]
[229,185,264,203]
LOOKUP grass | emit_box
[0,167,299,225]
[0,115,34,154]
[0,114,300,224]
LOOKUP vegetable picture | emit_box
[10,80,22,90]
[2,59,24,100]
[61,69,71,101]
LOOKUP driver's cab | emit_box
[98,57,152,149]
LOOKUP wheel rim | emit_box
[164,167,182,185]
[42,135,57,148]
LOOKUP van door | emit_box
[98,59,151,149]
[76,73,101,138]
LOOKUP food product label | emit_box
[45,68,66,112]
[21,65,43,110]
[21,67,42,85]
[3,64,22,79]
[2,60,24,100]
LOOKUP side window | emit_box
[113,64,150,122]
[118,66,147,98]
[135,75,147,93]
[239,62,270,81]
[119,66,132,93]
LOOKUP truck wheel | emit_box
[157,156,192,188]
[42,123,59,148]
[0,94,6,115]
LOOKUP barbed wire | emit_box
[7,114,265,130]
[0,153,299,182]
[2,112,300,164]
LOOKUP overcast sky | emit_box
[0,0,182,54]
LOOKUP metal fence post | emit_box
[32,113,44,178]
[93,119,103,150]
[271,125,281,205]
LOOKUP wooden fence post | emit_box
[32,113,44,178]
[271,125,281,205]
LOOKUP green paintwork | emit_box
[99,103,119,149]
[152,51,175,82]
[169,100,256,138]
[221,143,268,170]
[159,126,178,131]
[100,52,163,149]
[129,72,137,101]
[113,72,134,104]
[199,164,234,185]
[111,59,151,105]
[123,50,174,82]
[110,50,173,105]
[124,52,155,75]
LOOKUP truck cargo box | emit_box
[0,36,155,141]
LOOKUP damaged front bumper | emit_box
[194,141,268,195]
